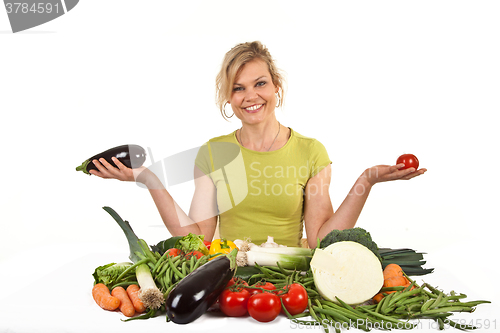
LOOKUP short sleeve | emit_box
[309,139,332,178]
[194,142,213,176]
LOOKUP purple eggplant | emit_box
[76,144,146,175]
[166,250,237,324]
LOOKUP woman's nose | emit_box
[244,87,258,101]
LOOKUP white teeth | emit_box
[245,104,262,111]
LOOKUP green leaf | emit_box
[103,206,143,263]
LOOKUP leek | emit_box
[136,263,164,309]
[248,244,313,256]
[246,250,311,271]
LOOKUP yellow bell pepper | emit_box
[209,238,238,260]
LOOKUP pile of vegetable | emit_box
[90,208,490,331]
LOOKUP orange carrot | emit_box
[383,264,404,280]
[373,293,384,304]
[111,286,135,317]
[384,276,408,288]
[373,264,414,303]
[126,284,146,313]
[92,283,120,311]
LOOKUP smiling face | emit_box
[228,59,279,126]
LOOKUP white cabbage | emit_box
[311,241,383,305]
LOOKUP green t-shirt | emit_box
[195,128,331,247]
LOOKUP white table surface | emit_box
[0,239,498,333]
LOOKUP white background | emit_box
[1,1,499,332]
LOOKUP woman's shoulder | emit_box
[290,128,325,147]
[206,131,237,144]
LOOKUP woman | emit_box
[90,41,426,248]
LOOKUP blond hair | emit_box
[216,41,286,120]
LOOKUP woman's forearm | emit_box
[317,174,373,241]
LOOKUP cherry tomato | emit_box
[186,250,204,259]
[164,248,182,257]
[247,282,277,296]
[226,277,249,289]
[247,292,281,322]
[219,287,251,317]
[203,240,211,250]
[396,154,419,170]
[280,283,308,315]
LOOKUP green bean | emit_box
[445,319,477,330]
[162,273,169,291]
[313,299,330,333]
[430,291,443,309]
[153,254,167,273]
[138,239,157,264]
[113,258,150,285]
[360,307,416,327]
[390,286,424,306]
[195,255,209,269]
[447,294,467,301]
[315,305,354,322]
[380,286,407,292]
[437,317,445,330]
[420,298,435,312]
[381,292,396,314]
[168,254,186,280]
[188,255,195,272]
[336,298,373,321]
[181,261,188,276]
[305,287,319,296]
[164,267,171,286]
[164,281,178,298]
[424,283,442,296]
[255,264,280,279]
[135,252,148,261]
[307,299,328,333]
[375,293,385,313]
[167,264,174,284]
[248,273,266,281]
[421,306,473,314]
[301,276,315,283]
[398,295,427,306]
[265,265,284,273]
[302,280,315,288]
[447,300,491,307]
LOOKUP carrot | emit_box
[111,286,135,317]
[92,283,120,311]
[384,276,408,288]
[373,293,384,304]
[126,284,146,313]
[373,264,414,303]
[383,263,404,280]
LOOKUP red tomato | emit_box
[280,283,308,315]
[186,250,204,259]
[226,277,249,289]
[219,287,251,317]
[396,154,419,170]
[247,292,281,322]
[203,240,211,250]
[164,248,182,257]
[247,282,277,296]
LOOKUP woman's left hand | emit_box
[362,164,427,186]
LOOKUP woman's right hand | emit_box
[89,157,150,184]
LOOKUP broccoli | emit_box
[319,227,382,262]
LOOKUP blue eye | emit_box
[233,86,243,92]
[256,81,266,87]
